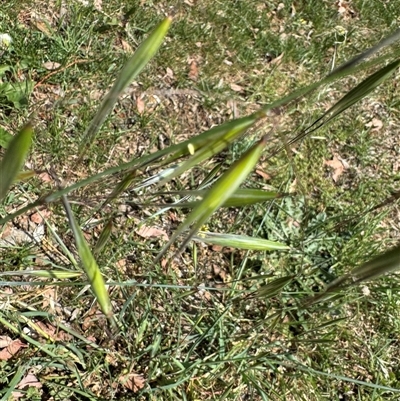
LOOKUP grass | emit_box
[0,0,400,400]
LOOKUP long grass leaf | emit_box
[61,196,113,321]
[282,59,400,150]
[251,276,294,299]
[259,36,400,120]
[0,270,82,279]
[194,231,289,251]
[350,243,400,283]
[93,219,113,255]
[304,244,400,306]
[153,188,283,208]
[156,113,265,188]
[0,123,32,201]
[79,17,172,155]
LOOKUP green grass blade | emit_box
[155,188,283,208]
[79,17,172,155]
[251,276,294,299]
[331,27,400,74]
[0,122,32,201]
[0,270,82,279]
[350,244,400,283]
[259,30,400,118]
[93,219,113,255]
[2,366,26,401]
[155,136,268,261]
[284,59,400,149]
[304,244,400,306]
[61,196,113,321]
[325,59,400,120]
[318,59,400,128]
[194,231,289,251]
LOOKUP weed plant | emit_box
[1,1,400,400]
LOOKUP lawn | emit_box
[0,0,400,400]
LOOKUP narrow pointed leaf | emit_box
[93,219,113,255]
[332,27,400,74]
[260,29,400,118]
[349,244,400,284]
[251,276,294,299]
[153,188,283,208]
[304,244,400,306]
[155,136,268,261]
[194,231,289,251]
[15,170,35,181]
[0,270,82,279]
[0,123,32,201]
[79,17,172,155]
[61,196,113,320]
[285,59,400,149]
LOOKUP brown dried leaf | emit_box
[337,0,355,18]
[38,172,52,183]
[270,52,284,65]
[135,226,168,241]
[324,155,345,182]
[42,61,61,70]
[188,60,199,81]
[30,212,44,224]
[136,96,145,115]
[119,373,145,393]
[12,373,42,400]
[121,39,133,53]
[94,0,103,11]
[255,169,271,181]
[30,12,53,36]
[116,259,127,269]
[230,83,243,92]
[16,373,42,390]
[0,338,26,360]
[366,117,383,132]
[0,335,12,348]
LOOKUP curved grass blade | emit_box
[350,243,400,283]
[194,231,289,251]
[0,122,32,201]
[155,135,268,262]
[79,17,172,156]
[61,195,113,322]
